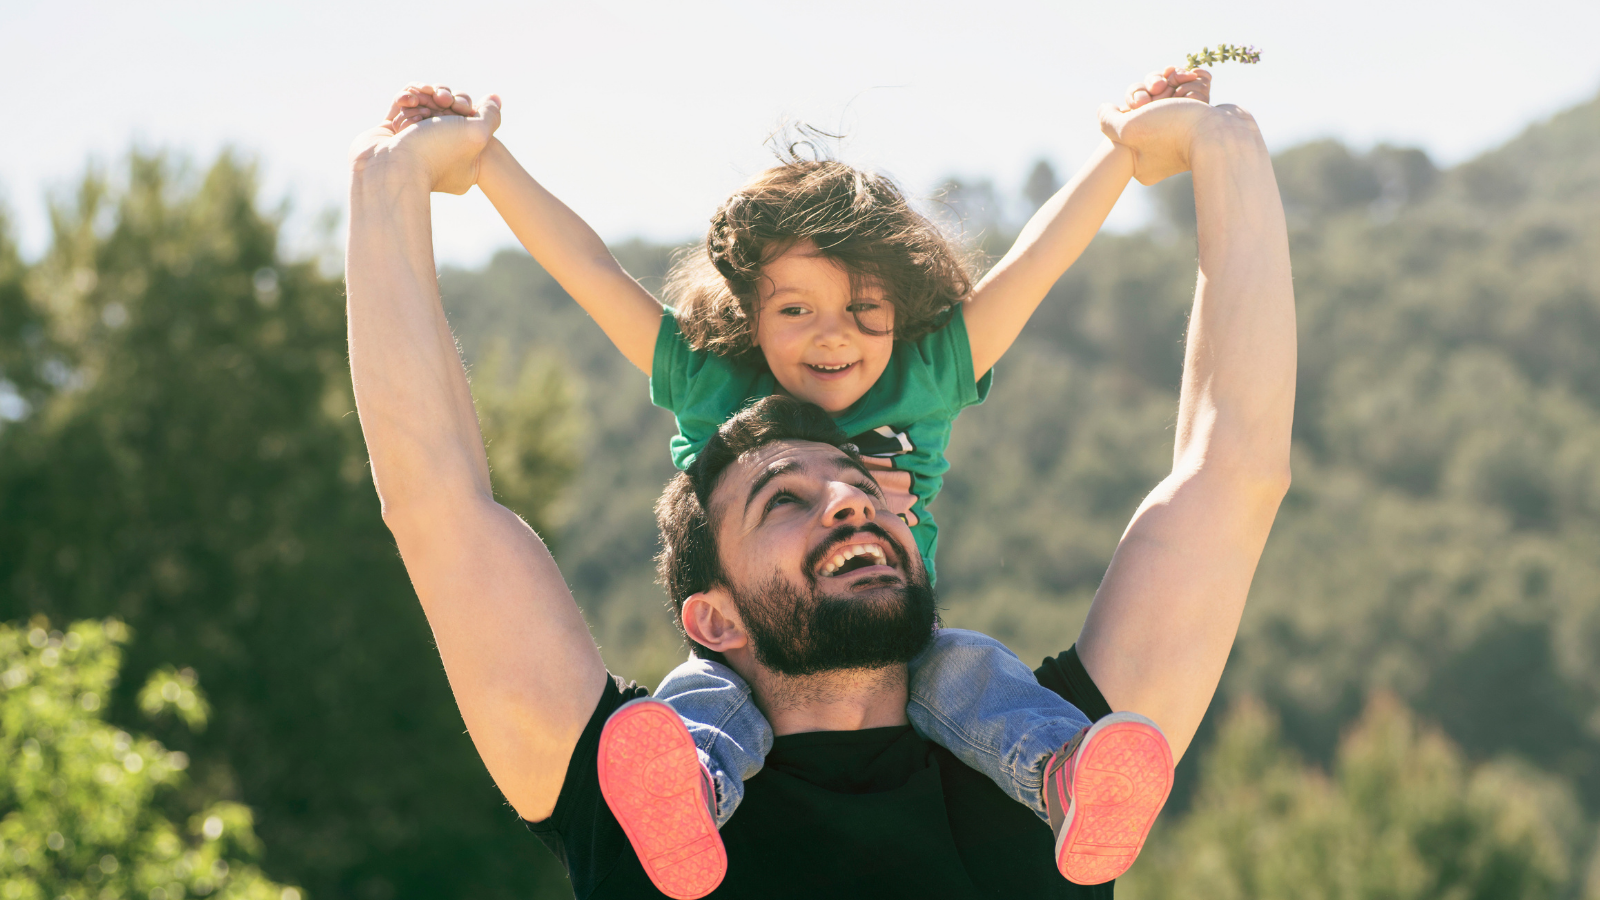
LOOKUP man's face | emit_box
[709,440,935,676]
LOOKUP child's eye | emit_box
[848,301,891,331]
[778,306,809,318]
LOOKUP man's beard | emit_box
[729,525,937,677]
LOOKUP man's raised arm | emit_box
[1076,99,1296,762]
[345,96,605,820]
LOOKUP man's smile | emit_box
[819,540,888,577]
[811,528,903,583]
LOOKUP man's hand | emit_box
[349,84,501,195]
[1096,93,1259,187]
[1094,68,1219,186]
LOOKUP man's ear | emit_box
[682,586,748,654]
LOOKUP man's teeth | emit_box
[820,543,888,576]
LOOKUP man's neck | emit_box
[746,664,910,736]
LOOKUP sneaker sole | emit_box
[597,698,727,899]
[1054,712,1174,885]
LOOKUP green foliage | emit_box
[0,152,576,899]
[137,666,209,733]
[0,209,49,424]
[0,616,300,900]
[473,346,578,533]
[1119,694,1579,900]
[1226,94,1600,814]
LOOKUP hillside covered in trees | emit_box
[3,91,1597,898]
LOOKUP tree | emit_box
[1,616,301,900]
[0,153,577,899]
[1119,694,1581,900]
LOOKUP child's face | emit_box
[754,241,895,415]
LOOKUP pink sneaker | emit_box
[1044,712,1174,885]
[597,698,727,899]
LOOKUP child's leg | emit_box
[906,628,1093,821]
[653,655,772,828]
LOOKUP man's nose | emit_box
[821,480,877,525]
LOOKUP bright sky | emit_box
[5,0,1599,267]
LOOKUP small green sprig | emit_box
[1184,44,1262,70]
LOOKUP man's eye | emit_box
[766,491,800,511]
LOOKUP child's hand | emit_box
[387,83,477,131]
[355,83,501,195]
[1123,67,1212,111]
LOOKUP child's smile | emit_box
[805,361,857,379]
[755,240,895,414]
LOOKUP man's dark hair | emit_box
[654,395,863,663]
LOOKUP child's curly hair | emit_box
[664,154,974,367]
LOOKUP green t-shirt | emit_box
[649,307,992,583]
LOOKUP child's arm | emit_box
[391,85,663,374]
[476,141,662,373]
[961,67,1211,378]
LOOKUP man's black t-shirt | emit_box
[527,646,1115,899]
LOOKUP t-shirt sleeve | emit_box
[649,309,766,471]
[524,673,650,890]
[1033,645,1113,722]
[649,310,694,414]
[915,305,994,415]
